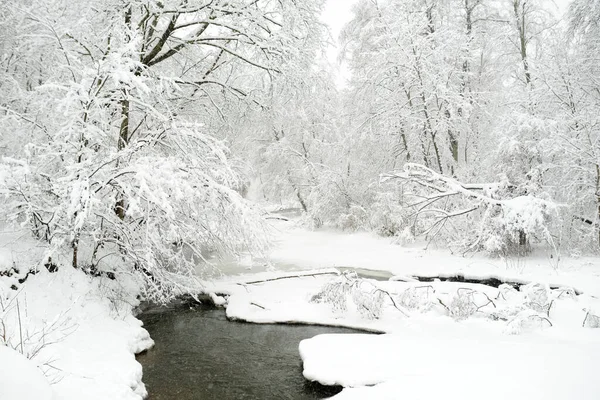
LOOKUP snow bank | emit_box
[217,269,599,334]
[216,264,600,400]
[300,331,600,399]
[0,267,154,400]
[251,219,600,298]
[0,345,53,400]
[223,274,387,332]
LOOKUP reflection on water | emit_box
[137,305,361,399]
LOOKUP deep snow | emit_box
[0,229,154,400]
[2,217,600,399]
[0,345,53,400]
[212,218,600,400]
[218,218,600,297]
[299,331,600,399]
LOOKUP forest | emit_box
[1,0,599,399]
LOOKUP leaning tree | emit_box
[0,0,325,301]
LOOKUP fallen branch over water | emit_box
[240,271,339,285]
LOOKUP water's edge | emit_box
[136,302,364,399]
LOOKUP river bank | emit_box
[137,303,361,399]
[2,218,600,399]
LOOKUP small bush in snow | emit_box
[488,196,555,256]
[352,286,385,319]
[583,310,600,328]
[369,191,411,238]
[397,286,436,312]
[448,289,479,320]
[310,272,385,319]
[497,283,520,301]
[505,309,552,335]
[521,283,551,314]
[310,275,351,314]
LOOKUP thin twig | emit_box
[582,311,590,328]
[373,288,409,317]
[250,302,266,310]
[16,299,24,355]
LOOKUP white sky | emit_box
[320,0,359,87]
[321,0,359,42]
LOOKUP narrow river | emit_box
[137,304,362,399]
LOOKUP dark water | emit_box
[137,305,361,400]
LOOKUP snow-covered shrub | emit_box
[310,272,385,319]
[369,191,412,238]
[505,309,552,335]
[583,310,600,328]
[310,274,352,314]
[448,289,479,320]
[352,286,386,319]
[305,174,372,231]
[483,196,556,256]
[397,286,436,312]
[497,283,521,301]
[521,283,552,314]
[336,205,370,232]
[495,129,545,201]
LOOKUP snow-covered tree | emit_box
[0,0,325,301]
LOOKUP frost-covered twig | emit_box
[529,314,553,327]
[372,288,409,317]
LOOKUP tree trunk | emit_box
[514,0,532,85]
[115,95,129,220]
[513,0,532,246]
[114,8,132,221]
[518,230,527,247]
[72,236,79,268]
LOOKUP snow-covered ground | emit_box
[214,270,600,398]
[300,330,600,400]
[214,218,600,296]
[0,345,53,400]
[0,230,153,400]
[2,217,600,399]
[210,218,600,399]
